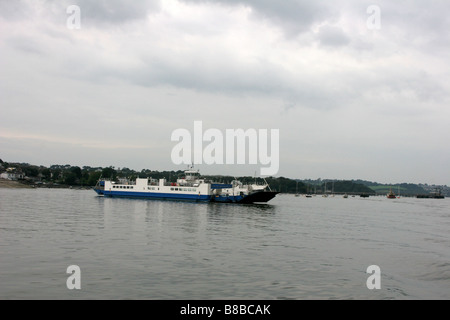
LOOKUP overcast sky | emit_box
[1,0,449,184]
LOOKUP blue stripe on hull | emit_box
[102,190,211,202]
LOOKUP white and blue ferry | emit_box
[94,170,278,204]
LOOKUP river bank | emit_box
[0,179,33,188]
[0,179,92,190]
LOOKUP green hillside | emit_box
[367,183,427,196]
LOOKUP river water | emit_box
[0,188,449,300]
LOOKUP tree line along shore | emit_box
[0,160,447,196]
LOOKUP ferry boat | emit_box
[93,170,278,204]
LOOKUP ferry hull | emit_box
[94,189,278,204]
[101,190,211,202]
[238,191,279,204]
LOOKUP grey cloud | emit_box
[1,1,450,184]
[69,0,161,25]
[316,25,350,47]
[107,55,354,111]
[0,0,161,25]
[0,0,35,20]
[180,0,335,36]
[371,1,450,51]
[6,36,44,55]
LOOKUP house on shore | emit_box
[0,168,25,180]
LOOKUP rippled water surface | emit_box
[0,188,449,299]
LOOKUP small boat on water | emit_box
[387,188,396,199]
[94,169,278,204]
[322,182,328,197]
[295,181,300,197]
[343,194,348,198]
[360,193,370,198]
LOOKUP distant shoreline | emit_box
[0,179,91,190]
[0,179,33,188]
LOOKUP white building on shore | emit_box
[0,168,25,180]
